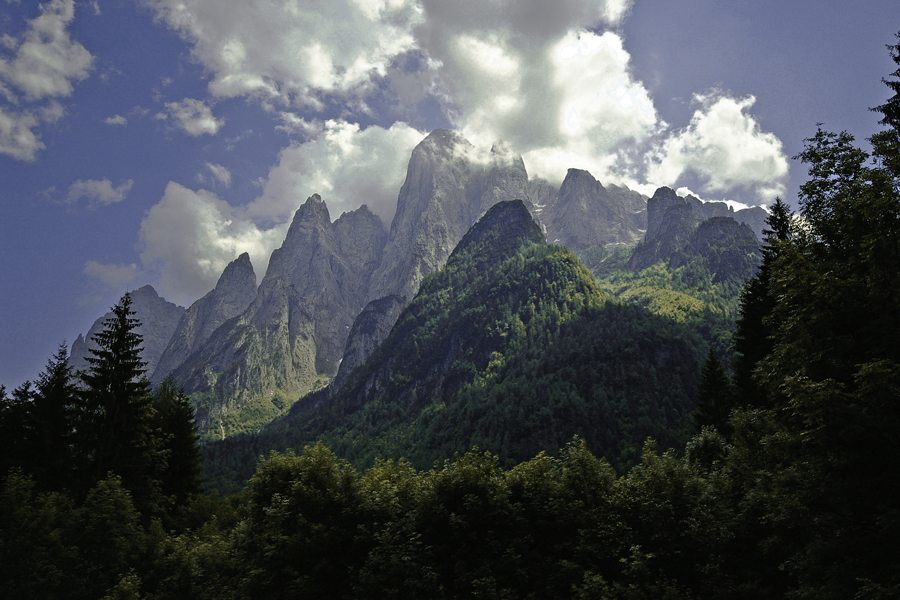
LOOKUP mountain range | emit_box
[70,129,767,439]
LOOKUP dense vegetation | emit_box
[2,34,899,600]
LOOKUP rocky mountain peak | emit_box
[546,168,646,252]
[217,252,255,291]
[450,199,544,263]
[151,253,258,384]
[285,194,330,234]
[561,168,604,193]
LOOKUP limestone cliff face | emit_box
[151,253,257,384]
[70,285,184,378]
[628,187,762,280]
[169,195,387,435]
[331,295,404,392]
[546,168,646,250]
[367,130,530,303]
[689,217,761,282]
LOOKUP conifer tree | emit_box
[693,350,733,431]
[78,293,163,515]
[871,32,900,176]
[733,38,900,595]
[0,384,27,478]
[30,344,78,491]
[153,378,202,508]
[732,198,792,407]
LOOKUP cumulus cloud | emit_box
[139,182,286,304]
[0,0,92,161]
[66,177,133,207]
[0,106,43,160]
[411,2,659,184]
[646,93,789,201]
[202,162,231,187]
[250,120,423,224]
[0,0,93,100]
[83,260,137,289]
[157,98,223,136]
[144,0,423,104]
[104,114,127,126]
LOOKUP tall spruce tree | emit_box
[693,350,733,431]
[732,197,792,408]
[152,378,202,509]
[0,384,27,478]
[78,293,164,515]
[871,32,900,176]
[30,344,78,491]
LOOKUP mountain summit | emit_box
[152,252,257,384]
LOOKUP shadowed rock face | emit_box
[689,217,762,283]
[546,168,646,250]
[629,187,762,280]
[151,253,257,385]
[70,285,185,378]
[331,295,405,393]
[168,195,387,433]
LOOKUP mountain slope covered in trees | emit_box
[202,200,707,487]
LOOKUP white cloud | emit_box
[66,177,133,207]
[602,0,634,26]
[203,162,232,187]
[0,106,43,160]
[250,120,423,224]
[646,93,789,202]
[275,111,320,136]
[83,260,137,289]
[104,114,127,126]
[412,2,659,184]
[157,98,223,136]
[140,0,783,204]
[0,0,93,101]
[144,0,423,104]
[0,0,92,161]
[139,182,286,304]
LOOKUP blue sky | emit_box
[1,0,897,387]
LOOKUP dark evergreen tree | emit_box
[870,32,900,176]
[152,379,203,509]
[29,344,78,491]
[693,350,733,431]
[732,197,792,407]
[0,384,29,479]
[78,293,164,515]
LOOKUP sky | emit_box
[1,0,897,388]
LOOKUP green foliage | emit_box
[597,260,743,365]
[153,379,203,516]
[693,350,734,431]
[78,293,165,515]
